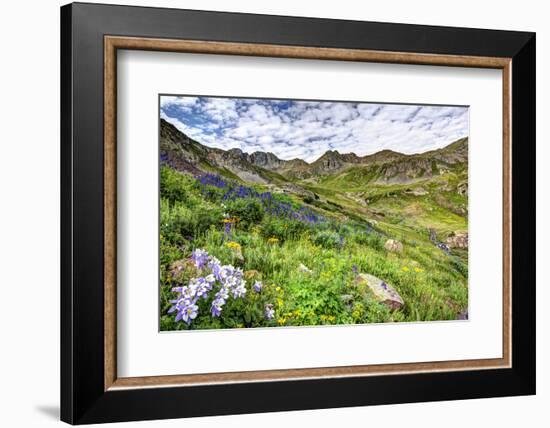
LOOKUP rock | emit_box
[355,273,404,310]
[457,182,468,196]
[405,187,429,196]
[384,239,403,253]
[446,231,468,249]
[297,263,313,274]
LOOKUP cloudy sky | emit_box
[160,95,469,163]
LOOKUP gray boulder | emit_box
[355,273,404,310]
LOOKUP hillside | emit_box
[159,118,469,330]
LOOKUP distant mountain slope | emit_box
[160,118,467,186]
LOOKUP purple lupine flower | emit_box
[191,248,209,269]
[264,304,275,320]
[253,281,263,293]
[224,221,232,236]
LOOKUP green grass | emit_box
[159,165,468,331]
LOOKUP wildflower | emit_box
[231,280,247,299]
[277,317,286,325]
[253,281,263,293]
[267,237,279,245]
[181,303,199,324]
[191,248,209,269]
[226,241,241,250]
[352,264,358,275]
[211,300,223,317]
[169,297,198,324]
[204,274,216,287]
[264,304,275,320]
[402,266,410,272]
[414,267,424,273]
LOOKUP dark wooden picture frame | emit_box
[61,2,535,424]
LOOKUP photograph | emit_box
[159,95,469,330]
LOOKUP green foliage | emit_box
[226,198,264,229]
[259,217,307,242]
[160,166,193,203]
[312,230,341,249]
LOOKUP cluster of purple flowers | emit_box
[197,173,228,189]
[196,173,325,225]
[168,274,216,323]
[168,249,250,325]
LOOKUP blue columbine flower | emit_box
[181,303,199,324]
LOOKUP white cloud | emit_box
[160,95,468,163]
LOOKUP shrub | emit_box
[226,198,264,229]
[160,166,193,203]
[160,198,223,244]
[353,230,384,251]
[313,230,342,249]
[260,217,307,242]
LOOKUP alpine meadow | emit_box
[159,96,469,331]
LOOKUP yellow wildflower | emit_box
[226,241,241,250]
[267,237,279,245]
[222,217,239,223]
[277,317,286,325]
[402,266,410,272]
[277,298,284,307]
[414,267,424,273]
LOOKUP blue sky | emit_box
[160,95,469,163]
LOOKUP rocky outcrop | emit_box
[355,273,404,310]
[446,231,468,249]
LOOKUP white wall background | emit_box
[0,0,545,426]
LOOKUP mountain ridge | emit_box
[160,118,467,185]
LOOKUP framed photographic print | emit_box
[60,2,536,424]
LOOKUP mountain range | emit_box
[160,118,468,188]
